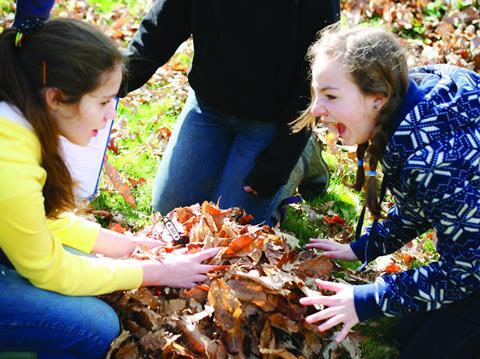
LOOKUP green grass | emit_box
[281,146,361,246]
[281,206,323,246]
[358,317,399,359]
[423,0,449,18]
[335,259,363,272]
[313,180,360,221]
[86,0,145,15]
[0,0,12,14]
[90,95,183,228]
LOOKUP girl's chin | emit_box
[338,135,355,146]
[75,137,92,147]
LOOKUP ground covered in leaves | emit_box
[0,1,478,358]
[104,202,365,359]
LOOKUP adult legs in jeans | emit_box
[152,92,280,225]
[153,92,330,225]
[394,290,480,358]
[0,264,120,359]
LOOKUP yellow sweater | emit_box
[0,103,142,295]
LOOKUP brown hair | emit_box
[293,24,409,218]
[0,18,124,217]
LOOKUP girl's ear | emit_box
[44,87,63,111]
[373,94,388,112]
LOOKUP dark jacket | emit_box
[351,65,480,321]
[124,0,340,196]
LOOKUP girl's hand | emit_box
[142,247,220,288]
[93,229,165,257]
[131,236,167,250]
[243,186,258,196]
[306,238,358,261]
[300,280,359,343]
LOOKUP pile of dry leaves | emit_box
[103,202,350,359]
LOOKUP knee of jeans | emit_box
[98,302,121,342]
[82,301,120,357]
[152,185,169,214]
[152,195,171,214]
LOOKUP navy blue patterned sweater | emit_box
[350,65,480,321]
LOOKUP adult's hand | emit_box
[300,279,359,343]
[306,238,358,261]
[243,185,258,196]
[142,247,220,288]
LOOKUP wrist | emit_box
[109,231,137,256]
[350,240,366,263]
[353,282,384,321]
[140,260,161,287]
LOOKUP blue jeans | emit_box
[153,92,284,226]
[0,263,120,358]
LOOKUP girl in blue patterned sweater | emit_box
[296,25,480,357]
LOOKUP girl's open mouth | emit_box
[336,123,346,137]
[92,129,98,137]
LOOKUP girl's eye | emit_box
[326,95,337,100]
[101,100,111,106]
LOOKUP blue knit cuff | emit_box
[353,283,384,322]
[12,14,48,32]
[350,237,367,262]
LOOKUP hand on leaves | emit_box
[300,279,359,342]
[142,247,220,288]
[306,238,358,261]
[131,236,167,250]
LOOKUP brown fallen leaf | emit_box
[259,320,276,359]
[104,156,136,208]
[106,330,130,359]
[175,320,218,357]
[113,341,139,359]
[127,177,146,187]
[296,255,334,279]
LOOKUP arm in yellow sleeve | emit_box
[46,213,100,254]
[0,119,143,296]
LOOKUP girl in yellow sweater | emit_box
[0,18,218,358]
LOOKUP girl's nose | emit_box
[106,108,116,121]
[106,98,118,120]
[311,100,328,118]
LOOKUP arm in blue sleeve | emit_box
[356,143,480,319]
[376,144,480,316]
[13,0,55,30]
[350,203,430,264]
